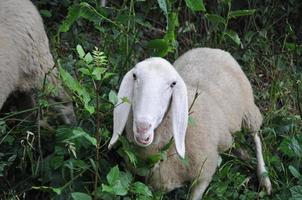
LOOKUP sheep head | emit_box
[48,89,76,125]
[109,57,188,158]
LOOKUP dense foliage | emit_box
[0,0,302,199]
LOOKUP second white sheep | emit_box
[0,0,75,124]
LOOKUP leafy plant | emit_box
[98,165,152,200]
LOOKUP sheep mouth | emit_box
[135,136,152,146]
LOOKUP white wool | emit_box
[0,0,75,124]
[110,48,272,199]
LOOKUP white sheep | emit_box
[0,0,75,124]
[109,48,272,199]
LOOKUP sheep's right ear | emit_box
[108,69,134,149]
[171,76,188,159]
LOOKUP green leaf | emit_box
[71,192,92,200]
[284,42,296,51]
[290,186,302,199]
[109,90,118,105]
[118,137,138,167]
[32,186,62,195]
[147,39,169,57]
[280,137,302,158]
[107,165,120,185]
[50,155,64,170]
[224,30,241,45]
[289,165,301,178]
[102,167,132,196]
[103,72,115,80]
[101,184,113,194]
[124,149,138,167]
[165,12,178,41]
[290,137,302,157]
[92,49,108,67]
[62,129,96,146]
[180,155,190,166]
[59,5,81,33]
[83,134,97,147]
[59,65,95,114]
[76,45,85,59]
[147,138,173,166]
[120,171,133,189]
[161,137,174,151]
[70,159,89,170]
[188,116,196,126]
[102,182,128,196]
[59,3,103,33]
[92,67,107,80]
[185,0,206,12]
[132,182,152,197]
[84,52,93,64]
[79,68,91,76]
[205,14,226,26]
[40,10,52,18]
[221,0,232,5]
[7,154,17,162]
[75,129,96,146]
[157,0,168,17]
[102,180,129,196]
[229,9,256,19]
[121,97,130,104]
[3,135,14,145]
[148,153,162,165]
[279,137,295,157]
[89,158,96,171]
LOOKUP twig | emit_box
[291,49,302,118]
[93,80,102,200]
[186,157,207,200]
[0,113,33,145]
[189,83,201,113]
[36,71,52,178]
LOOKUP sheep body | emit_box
[0,0,75,124]
[124,48,271,199]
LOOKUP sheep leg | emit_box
[0,95,7,111]
[0,87,12,111]
[189,178,211,200]
[253,132,272,194]
[15,91,36,110]
[189,155,218,200]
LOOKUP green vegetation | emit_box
[1,0,302,199]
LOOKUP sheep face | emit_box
[50,99,76,125]
[131,60,176,146]
[48,90,76,125]
[109,57,189,158]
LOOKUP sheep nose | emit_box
[136,121,151,134]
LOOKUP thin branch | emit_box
[189,83,201,113]
[93,79,102,200]
[0,100,72,121]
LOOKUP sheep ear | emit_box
[171,76,188,159]
[108,69,134,149]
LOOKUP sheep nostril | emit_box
[136,121,151,134]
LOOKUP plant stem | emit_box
[36,72,51,177]
[189,83,200,113]
[94,80,101,200]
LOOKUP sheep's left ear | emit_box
[108,69,134,149]
[171,75,188,159]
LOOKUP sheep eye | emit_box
[170,81,177,88]
[133,73,137,80]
